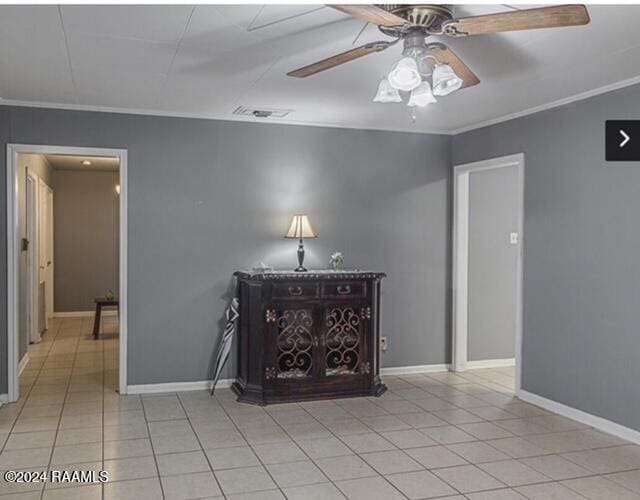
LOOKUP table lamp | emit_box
[285,214,317,272]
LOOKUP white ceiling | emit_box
[1,4,640,134]
[45,154,119,171]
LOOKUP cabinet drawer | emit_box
[321,281,367,299]
[272,282,319,300]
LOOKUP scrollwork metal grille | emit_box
[276,309,313,378]
[325,307,361,376]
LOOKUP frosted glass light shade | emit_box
[285,215,317,239]
[432,64,463,96]
[407,82,437,107]
[373,77,402,103]
[387,57,421,91]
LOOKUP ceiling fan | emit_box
[287,4,590,109]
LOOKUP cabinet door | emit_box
[264,304,321,382]
[321,303,372,379]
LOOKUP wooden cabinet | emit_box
[232,271,387,405]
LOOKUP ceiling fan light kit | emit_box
[288,4,590,115]
[376,34,461,107]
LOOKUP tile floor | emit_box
[1,317,639,499]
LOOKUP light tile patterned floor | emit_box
[1,317,639,499]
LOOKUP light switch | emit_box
[510,232,519,245]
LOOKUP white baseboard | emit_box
[54,311,93,318]
[0,394,8,405]
[127,378,233,395]
[381,364,450,376]
[127,366,454,394]
[18,353,30,376]
[518,389,640,445]
[54,310,117,318]
[466,358,516,369]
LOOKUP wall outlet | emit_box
[380,337,388,352]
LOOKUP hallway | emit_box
[1,315,119,499]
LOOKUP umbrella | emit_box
[211,297,239,395]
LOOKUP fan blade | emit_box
[426,44,480,89]
[287,41,394,78]
[442,5,590,37]
[329,5,407,27]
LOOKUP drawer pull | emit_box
[288,286,303,296]
[337,285,351,295]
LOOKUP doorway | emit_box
[452,153,524,393]
[7,144,128,402]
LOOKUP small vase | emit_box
[330,252,344,272]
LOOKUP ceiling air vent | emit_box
[233,106,293,119]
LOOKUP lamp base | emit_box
[295,239,307,272]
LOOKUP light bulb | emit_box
[373,77,402,103]
[387,57,421,92]
[432,64,463,96]
[407,81,437,107]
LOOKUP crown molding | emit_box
[3,73,640,138]
[0,98,449,136]
[452,74,640,135]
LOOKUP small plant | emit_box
[106,290,116,301]
[329,252,344,271]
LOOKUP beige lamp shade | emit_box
[285,214,317,239]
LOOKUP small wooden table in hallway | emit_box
[93,297,119,339]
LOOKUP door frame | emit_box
[6,144,128,402]
[452,153,524,394]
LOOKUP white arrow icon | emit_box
[620,129,630,148]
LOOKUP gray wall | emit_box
[52,169,119,312]
[17,153,52,363]
[453,83,640,431]
[468,166,519,362]
[0,106,452,391]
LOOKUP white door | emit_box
[46,187,54,321]
[26,173,41,344]
[38,179,48,331]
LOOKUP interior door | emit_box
[26,173,40,344]
[38,178,48,331]
[46,187,54,321]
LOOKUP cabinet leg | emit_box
[93,305,102,340]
